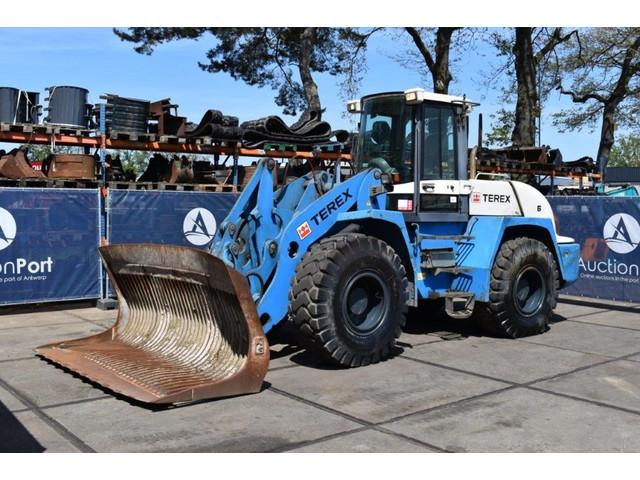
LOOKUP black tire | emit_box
[477,237,559,338]
[289,233,408,367]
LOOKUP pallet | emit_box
[109,131,158,142]
[107,181,238,192]
[0,122,96,137]
[0,177,100,189]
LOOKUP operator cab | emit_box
[348,88,477,221]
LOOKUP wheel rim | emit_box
[513,265,546,317]
[342,270,390,335]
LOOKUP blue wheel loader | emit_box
[37,89,580,405]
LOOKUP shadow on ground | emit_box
[0,401,44,453]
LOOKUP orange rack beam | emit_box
[0,130,351,161]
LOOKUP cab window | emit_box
[423,106,456,180]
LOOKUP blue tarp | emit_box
[0,188,101,305]
[108,190,238,247]
[549,196,640,303]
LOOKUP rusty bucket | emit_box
[36,244,269,405]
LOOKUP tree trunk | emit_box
[511,28,538,147]
[597,103,618,171]
[432,28,455,94]
[298,27,322,120]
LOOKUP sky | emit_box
[0,27,605,160]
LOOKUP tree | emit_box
[114,27,368,119]
[555,28,640,169]
[487,28,577,147]
[403,28,462,94]
[608,134,640,167]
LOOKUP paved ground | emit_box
[1,297,639,452]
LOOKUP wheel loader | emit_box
[37,88,580,404]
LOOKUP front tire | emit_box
[289,233,408,367]
[477,237,559,338]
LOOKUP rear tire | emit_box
[289,233,408,367]
[477,237,559,338]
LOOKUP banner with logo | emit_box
[0,188,101,305]
[107,190,239,247]
[549,196,640,303]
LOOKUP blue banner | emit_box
[549,196,640,303]
[108,190,238,248]
[0,188,101,305]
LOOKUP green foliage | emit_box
[484,109,515,147]
[609,135,640,167]
[108,150,148,177]
[553,28,640,132]
[114,27,368,116]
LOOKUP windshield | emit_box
[357,95,414,183]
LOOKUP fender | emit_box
[454,216,575,302]
[256,168,385,332]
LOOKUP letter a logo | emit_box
[603,213,640,254]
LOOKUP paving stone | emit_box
[3,411,80,452]
[519,321,640,357]
[0,310,85,330]
[0,358,108,408]
[554,302,607,319]
[403,336,607,384]
[267,356,507,423]
[385,387,640,452]
[44,389,360,452]
[535,360,640,413]
[287,429,436,452]
[65,308,117,327]
[0,322,103,361]
[567,310,640,331]
[0,384,26,412]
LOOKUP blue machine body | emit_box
[211,158,579,333]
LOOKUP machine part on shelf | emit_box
[0,87,20,123]
[241,110,333,148]
[17,91,41,124]
[37,244,269,404]
[42,154,97,179]
[149,98,187,136]
[167,155,194,183]
[193,160,220,184]
[44,86,91,128]
[101,154,135,181]
[186,109,242,140]
[138,153,170,182]
[0,149,45,178]
[100,94,150,134]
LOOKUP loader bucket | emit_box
[36,244,269,405]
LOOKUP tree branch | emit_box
[405,27,435,73]
[535,28,578,64]
[557,84,607,104]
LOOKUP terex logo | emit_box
[482,193,511,203]
[183,208,217,246]
[603,213,640,254]
[309,189,353,226]
[0,207,17,251]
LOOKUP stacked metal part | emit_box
[44,86,92,128]
[0,87,41,124]
[100,94,150,134]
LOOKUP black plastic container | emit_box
[44,86,91,128]
[0,87,20,123]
